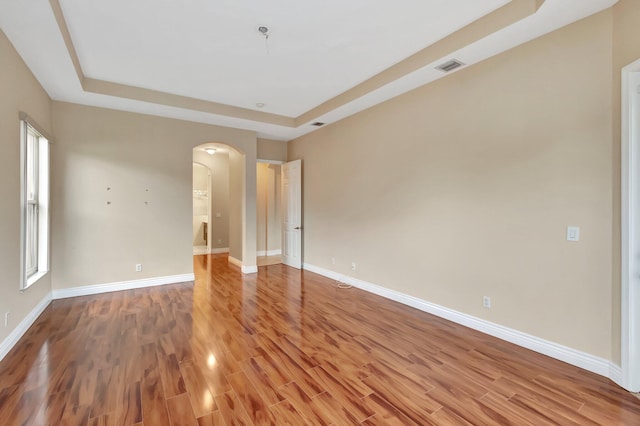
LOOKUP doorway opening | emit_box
[192,162,212,255]
[254,159,303,269]
[257,162,283,267]
[192,143,234,258]
[621,58,640,392]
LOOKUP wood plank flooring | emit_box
[1,253,639,425]
[256,255,282,267]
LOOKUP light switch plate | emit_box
[567,226,580,242]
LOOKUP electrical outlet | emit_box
[483,296,491,308]
[4,312,9,327]
[351,262,357,271]
[135,264,142,272]
[331,257,336,265]
[567,226,580,242]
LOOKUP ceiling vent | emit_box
[435,59,465,73]
[311,122,325,127]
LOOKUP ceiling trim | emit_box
[49,0,83,84]
[49,0,294,127]
[82,78,296,127]
[295,0,544,126]
[49,0,544,132]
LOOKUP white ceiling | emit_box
[0,0,618,141]
[61,0,510,117]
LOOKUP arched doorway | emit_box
[193,142,257,273]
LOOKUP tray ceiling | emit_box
[0,0,618,140]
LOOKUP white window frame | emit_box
[20,118,50,290]
[621,59,640,393]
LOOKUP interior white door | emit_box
[282,159,302,269]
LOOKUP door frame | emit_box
[621,58,640,392]
[192,161,212,253]
[256,159,285,260]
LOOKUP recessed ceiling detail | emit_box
[0,0,618,140]
[57,0,512,116]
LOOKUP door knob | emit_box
[294,226,302,230]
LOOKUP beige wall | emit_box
[3,1,639,368]
[257,163,282,254]
[257,164,268,254]
[51,102,258,289]
[0,30,53,343]
[289,12,615,359]
[268,165,282,252]
[193,150,231,250]
[228,149,244,261]
[257,138,288,162]
[611,0,640,365]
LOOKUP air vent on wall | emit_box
[435,59,465,73]
[311,122,325,127]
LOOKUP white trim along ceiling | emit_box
[0,0,617,140]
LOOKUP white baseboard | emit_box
[303,262,622,385]
[193,247,229,255]
[52,273,195,300]
[242,265,258,274]
[193,246,209,255]
[0,274,195,363]
[610,363,624,387]
[0,291,52,362]
[228,256,258,274]
[257,249,282,257]
[228,256,242,268]
[210,247,230,254]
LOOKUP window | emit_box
[20,119,50,290]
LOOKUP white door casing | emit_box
[282,160,302,269]
[621,59,640,393]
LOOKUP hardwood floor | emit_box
[1,253,639,425]
[256,255,282,267]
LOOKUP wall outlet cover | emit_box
[567,226,580,242]
[483,296,491,308]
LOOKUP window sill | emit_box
[24,270,48,291]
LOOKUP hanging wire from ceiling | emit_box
[258,26,270,55]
